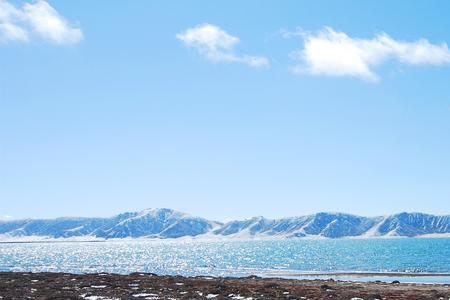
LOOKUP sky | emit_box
[1,0,450,221]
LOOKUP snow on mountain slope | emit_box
[96,208,220,238]
[212,213,377,238]
[1,209,449,240]
[375,212,450,237]
[0,209,218,239]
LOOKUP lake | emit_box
[1,238,450,283]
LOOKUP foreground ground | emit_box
[1,272,450,300]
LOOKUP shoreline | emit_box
[266,271,450,278]
[2,233,450,244]
[1,272,450,299]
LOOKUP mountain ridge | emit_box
[1,208,449,240]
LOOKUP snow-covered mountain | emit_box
[0,209,220,240]
[213,213,380,239]
[94,208,221,239]
[1,209,449,240]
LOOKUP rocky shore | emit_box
[1,272,449,299]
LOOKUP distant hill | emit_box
[1,209,449,240]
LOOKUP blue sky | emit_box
[1,0,450,220]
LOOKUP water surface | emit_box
[1,238,450,283]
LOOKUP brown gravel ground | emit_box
[1,272,450,300]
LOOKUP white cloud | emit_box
[0,0,28,42]
[0,22,29,42]
[290,27,450,81]
[177,23,269,68]
[0,0,82,45]
[24,1,82,44]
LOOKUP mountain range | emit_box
[1,208,450,241]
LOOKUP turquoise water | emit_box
[1,238,450,283]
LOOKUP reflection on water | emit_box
[1,238,450,283]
